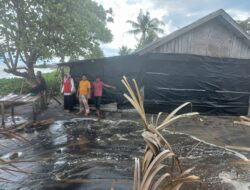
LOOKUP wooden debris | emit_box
[33,118,54,126]
[233,116,250,127]
[225,145,250,152]
[90,102,118,112]
[11,118,54,132]
[0,93,42,127]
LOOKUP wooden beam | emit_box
[1,103,5,127]
[11,105,16,126]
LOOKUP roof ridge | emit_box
[136,9,250,55]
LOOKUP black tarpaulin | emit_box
[66,53,250,115]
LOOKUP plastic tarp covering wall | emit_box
[70,55,145,105]
[69,53,250,115]
[143,54,250,115]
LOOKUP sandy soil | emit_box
[2,99,250,156]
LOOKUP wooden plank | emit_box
[52,96,62,105]
[33,102,37,122]
[11,105,16,126]
[240,116,250,122]
[26,96,40,103]
[25,95,40,104]
[233,120,250,127]
[19,94,31,100]
[0,94,40,104]
[1,103,5,127]
[6,95,25,104]
[20,95,35,103]
[0,94,18,102]
[0,94,27,104]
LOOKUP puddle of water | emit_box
[219,172,250,190]
[3,116,28,128]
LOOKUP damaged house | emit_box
[59,9,250,115]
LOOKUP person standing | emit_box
[77,75,91,116]
[31,71,47,94]
[61,74,75,112]
[31,71,48,109]
[92,77,115,118]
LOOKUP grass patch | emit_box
[0,71,61,96]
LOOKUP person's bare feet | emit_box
[76,111,83,115]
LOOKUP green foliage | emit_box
[237,18,250,35]
[43,71,61,95]
[0,0,113,80]
[0,71,61,96]
[127,9,165,48]
[119,45,133,55]
[0,78,30,96]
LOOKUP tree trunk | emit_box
[26,64,37,87]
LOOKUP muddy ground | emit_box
[14,100,250,151]
[0,100,249,190]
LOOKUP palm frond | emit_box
[157,112,199,130]
[133,158,141,190]
[122,77,201,190]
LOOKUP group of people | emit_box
[61,74,115,117]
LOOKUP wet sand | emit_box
[4,100,249,149]
[0,100,249,190]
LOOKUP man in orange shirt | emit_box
[77,75,91,116]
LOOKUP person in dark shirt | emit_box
[30,71,48,109]
[31,71,47,94]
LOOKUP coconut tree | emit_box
[127,10,165,48]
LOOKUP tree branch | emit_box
[6,37,14,68]
[20,53,26,64]
[3,68,29,78]
[2,53,11,70]
[14,49,20,69]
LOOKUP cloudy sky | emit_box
[94,0,250,57]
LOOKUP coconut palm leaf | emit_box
[126,10,165,47]
[141,150,174,187]
[133,158,141,190]
[157,112,199,130]
[143,147,154,174]
[123,77,200,190]
[151,172,170,190]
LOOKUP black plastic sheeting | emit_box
[67,53,250,115]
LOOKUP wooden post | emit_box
[33,102,37,122]
[1,103,5,127]
[19,79,25,95]
[11,105,16,126]
[53,96,62,105]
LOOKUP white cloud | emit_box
[226,9,250,20]
[94,0,250,57]
[95,0,171,56]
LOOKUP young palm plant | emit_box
[122,76,200,190]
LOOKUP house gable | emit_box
[136,9,250,59]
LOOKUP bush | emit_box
[0,71,61,96]
[43,71,61,95]
[0,78,30,96]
